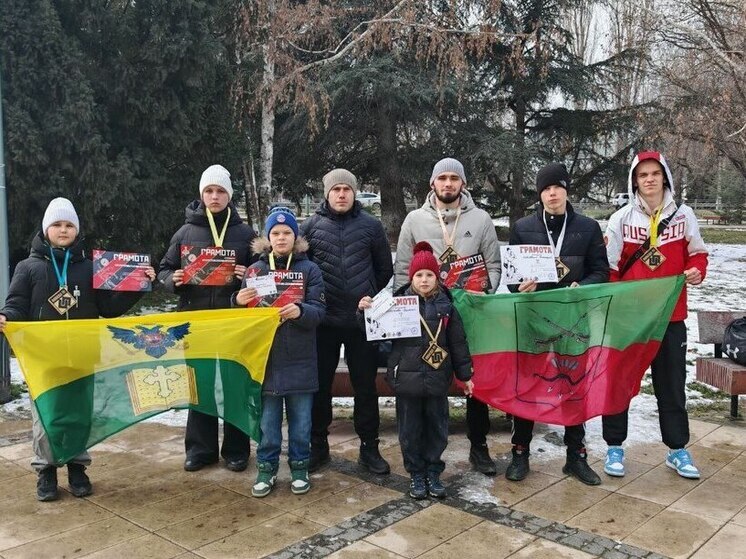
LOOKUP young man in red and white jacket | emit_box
[602,151,708,479]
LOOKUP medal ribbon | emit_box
[648,206,664,247]
[419,316,443,345]
[436,206,462,249]
[205,207,231,247]
[269,252,293,271]
[542,212,567,257]
[48,246,70,288]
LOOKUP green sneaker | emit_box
[252,462,277,498]
[290,459,310,495]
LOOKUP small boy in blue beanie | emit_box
[234,207,326,497]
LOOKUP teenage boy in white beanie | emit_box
[300,168,394,474]
[394,157,501,475]
[158,164,258,473]
[0,197,155,501]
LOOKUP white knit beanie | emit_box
[42,197,79,235]
[430,158,467,186]
[322,169,358,198]
[199,164,233,198]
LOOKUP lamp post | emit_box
[0,70,11,403]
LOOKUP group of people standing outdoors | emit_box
[0,150,708,502]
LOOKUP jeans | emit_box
[257,393,313,465]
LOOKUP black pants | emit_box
[466,397,491,446]
[184,410,250,462]
[511,416,585,452]
[397,395,449,475]
[603,321,689,449]
[311,325,380,444]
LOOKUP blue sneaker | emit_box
[604,446,625,477]
[665,449,700,479]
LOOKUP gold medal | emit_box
[422,340,448,369]
[48,286,78,315]
[640,246,666,271]
[438,246,459,265]
[555,257,570,281]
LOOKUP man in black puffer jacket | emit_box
[506,163,608,486]
[158,164,257,473]
[299,168,393,474]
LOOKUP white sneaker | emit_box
[604,446,625,477]
[666,449,700,479]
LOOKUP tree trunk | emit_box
[257,0,276,225]
[376,101,407,248]
[510,99,527,226]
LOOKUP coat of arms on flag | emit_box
[126,365,198,415]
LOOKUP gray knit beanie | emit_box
[322,169,358,198]
[430,158,467,186]
[42,197,79,234]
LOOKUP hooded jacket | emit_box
[394,190,501,290]
[299,200,392,328]
[158,200,256,311]
[384,284,472,397]
[1,232,142,321]
[508,202,609,291]
[606,153,708,321]
[239,237,325,395]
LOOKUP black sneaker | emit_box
[409,474,427,500]
[426,472,446,498]
[309,441,331,473]
[358,439,390,475]
[505,446,530,481]
[469,443,497,476]
[563,449,601,486]
[36,466,58,502]
[67,463,93,497]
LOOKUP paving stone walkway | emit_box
[1,412,745,558]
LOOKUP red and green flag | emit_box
[4,308,279,464]
[453,276,685,426]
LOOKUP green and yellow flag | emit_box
[4,308,280,464]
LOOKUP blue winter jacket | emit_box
[239,237,326,395]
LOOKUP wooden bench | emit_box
[695,310,746,419]
[331,363,464,397]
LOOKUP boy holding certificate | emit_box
[234,207,325,497]
[0,198,155,501]
[158,164,257,473]
[359,242,473,500]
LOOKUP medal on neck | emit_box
[420,316,448,369]
[543,211,569,281]
[641,206,666,271]
[436,206,462,265]
[269,252,292,271]
[205,207,231,248]
[47,247,77,315]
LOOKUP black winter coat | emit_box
[385,285,473,397]
[1,233,142,321]
[239,238,326,395]
[509,203,609,291]
[299,201,393,328]
[158,201,256,310]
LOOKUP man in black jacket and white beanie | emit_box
[300,169,394,474]
[505,162,609,485]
